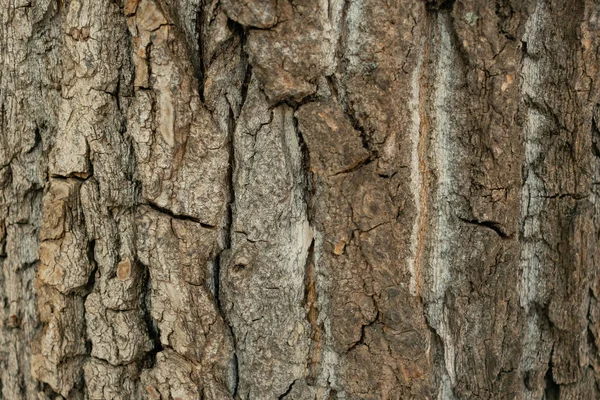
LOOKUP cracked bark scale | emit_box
[0,0,599,399]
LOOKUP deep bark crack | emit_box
[140,262,163,369]
[457,216,510,239]
[144,200,215,228]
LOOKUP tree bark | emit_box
[1,0,600,398]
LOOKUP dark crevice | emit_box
[544,345,560,400]
[240,62,252,110]
[84,240,98,295]
[211,56,242,395]
[426,0,456,12]
[0,102,7,137]
[19,370,26,397]
[144,200,215,228]
[0,102,6,140]
[457,216,510,239]
[270,92,319,111]
[140,263,163,370]
[49,172,90,182]
[40,383,62,399]
[345,104,376,158]
[520,40,528,57]
[378,170,399,179]
[214,105,237,306]
[346,325,366,352]
[87,154,95,181]
[325,75,340,102]
[202,14,253,396]
[293,113,314,216]
[146,40,154,90]
[212,243,224,303]
[234,230,267,244]
[346,309,379,353]
[81,239,98,385]
[292,92,322,386]
[278,379,298,400]
[0,224,7,255]
[495,1,517,41]
[592,140,600,160]
[215,190,239,396]
[230,18,252,110]
[587,324,599,369]
[114,71,122,112]
[26,125,43,155]
[302,240,322,385]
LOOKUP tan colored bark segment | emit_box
[125,0,236,396]
[297,100,436,398]
[38,179,92,294]
[126,0,229,227]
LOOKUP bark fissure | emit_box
[141,262,163,369]
[457,216,510,239]
[302,239,321,384]
[144,200,215,228]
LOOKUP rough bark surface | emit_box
[1,0,600,399]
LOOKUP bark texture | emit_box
[1,0,600,399]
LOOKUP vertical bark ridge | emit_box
[426,11,460,398]
[519,0,599,398]
[410,11,432,299]
[0,0,62,397]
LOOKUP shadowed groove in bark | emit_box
[83,239,97,358]
[144,200,215,228]
[457,216,510,239]
[140,262,163,369]
[302,239,321,384]
[216,87,239,398]
[426,0,457,12]
[210,16,253,397]
[278,378,298,400]
[544,345,559,400]
[294,94,326,390]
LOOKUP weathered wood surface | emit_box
[1,0,599,398]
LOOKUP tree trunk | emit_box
[1,0,599,398]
